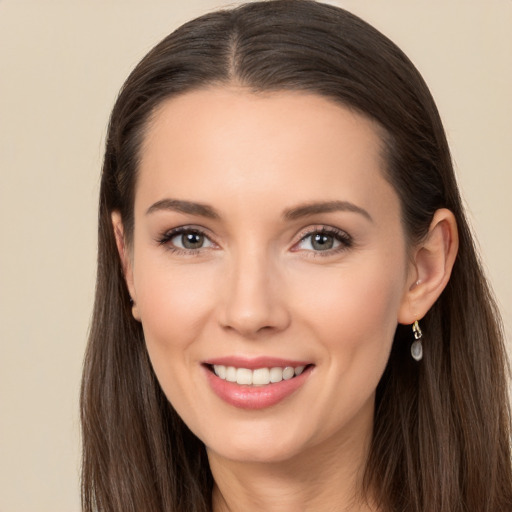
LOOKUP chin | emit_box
[201,416,320,465]
[207,439,306,465]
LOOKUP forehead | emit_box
[136,87,398,221]
[142,87,385,165]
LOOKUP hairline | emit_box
[125,82,409,243]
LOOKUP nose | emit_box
[218,247,291,338]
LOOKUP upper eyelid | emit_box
[162,225,212,237]
[158,225,216,245]
[292,225,353,251]
[294,225,351,241]
[157,224,351,249]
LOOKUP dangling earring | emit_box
[411,320,423,361]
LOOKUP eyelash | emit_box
[157,226,216,256]
[293,226,353,257]
[157,225,353,256]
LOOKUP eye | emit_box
[158,227,215,252]
[294,227,352,253]
[172,231,212,250]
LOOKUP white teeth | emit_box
[269,367,283,383]
[252,368,270,385]
[282,367,295,380]
[225,366,237,382]
[236,368,252,385]
[212,364,308,385]
[213,365,226,379]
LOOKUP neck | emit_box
[208,415,377,512]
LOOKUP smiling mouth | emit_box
[207,364,311,386]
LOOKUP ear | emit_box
[111,211,141,321]
[398,208,459,325]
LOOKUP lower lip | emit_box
[204,366,312,410]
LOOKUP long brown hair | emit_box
[80,1,512,510]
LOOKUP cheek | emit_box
[133,258,217,355]
[294,257,405,360]
[132,260,220,423]
[291,261,404,428]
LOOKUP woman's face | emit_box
[121,87,415,464]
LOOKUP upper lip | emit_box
[203,356,312,369]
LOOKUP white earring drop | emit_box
[411,320,423,361]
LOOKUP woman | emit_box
[80,1,512,511]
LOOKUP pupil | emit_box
[312,233,333,251]
[182,232,204,249]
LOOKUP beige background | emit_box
[0,1,510,510]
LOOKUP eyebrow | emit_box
[146,198,220,219]
[146,198,372,223]
[283,200,373,222]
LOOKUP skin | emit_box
[113,87,458,511]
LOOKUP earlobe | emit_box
[111,211,141,321]
[398,208,459,324]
